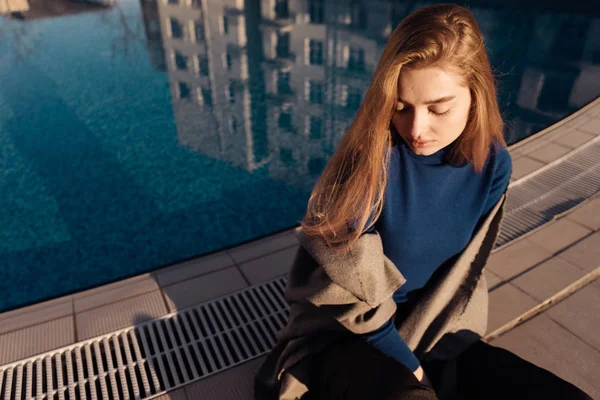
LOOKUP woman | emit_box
[254,4,593,400]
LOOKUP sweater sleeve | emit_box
[359,318,421,372]
[482,147,512,217]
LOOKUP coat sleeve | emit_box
[279,229,407,339]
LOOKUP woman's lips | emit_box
[412,140,434,147]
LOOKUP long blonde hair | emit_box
[301,4,507,251]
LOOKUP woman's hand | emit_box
[413,365,433,387]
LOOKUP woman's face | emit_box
[392,66,472,156]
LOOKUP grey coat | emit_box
[254,191,507,400]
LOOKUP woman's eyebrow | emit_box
[397,95,456,106]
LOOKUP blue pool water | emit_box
[0,0,598,312]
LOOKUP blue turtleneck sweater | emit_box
[360,137,512,372]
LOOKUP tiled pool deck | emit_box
[1,97,600,399]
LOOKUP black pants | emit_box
[304,335,593,400]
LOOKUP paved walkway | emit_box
[1,97,599,399]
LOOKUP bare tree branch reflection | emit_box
[97,0,146,59]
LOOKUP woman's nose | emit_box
[408,111,428,139]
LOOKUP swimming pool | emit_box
[0,0,598,312]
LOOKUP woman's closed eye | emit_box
[395,107,452,116]
[430,108,451,116]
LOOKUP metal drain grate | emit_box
[496,136,600,248]
[0,278,290,400]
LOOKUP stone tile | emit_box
[0,295,73,335]
[228,230,298,265]
[490,313,600,400]
[0,316,75,364]
[74,273,160,313]
[557,231,600,273]
[511,157,546,180]
[526,218,592,255]
[163,267,248,312]
[487,282,539,334]
[483,268,503,290]
[238,245,298,285]
[565,196,600,231]
[486,239,553,280]
[528,142,572,163]
[154,251,236,287]
[546,284,600,352]
[76,291,167,340]
[151,388,188,400]
[553,130,596,149]
[511,257,587,302]
[578,117,600,135]
[185,356,265,400]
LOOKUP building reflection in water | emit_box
[142,0,600,189]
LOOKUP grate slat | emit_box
[0,369,4,400]
[145,324,169,391]
[91,343,108,400]
[101,339,119,400]
[136,326,162,393]
[120,334,140,400]
[74,348,86,400]
[110,336,129,400]
[177,314,209,376]
[194,311,225,368]
[161,319,190,383]
[55,353,64,400]
[5,368,13,400]
[24,362,32,400]
[182,312,217,373]
[153,323,181,387]
[14,364,23,400]
[83,345,95,400]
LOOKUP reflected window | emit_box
[537,67,578,112]
[168,0,178,4]
[390,6,404,28]
[174,52,187,70]
[197,56,209,76]
[229,116,237,132]
[222,15,229,34]
[309,116,323,139]
[178,82,190,99]
[279,108,294,131]
[309,157,326,176]
[308,81,324,104]
[347,87,362,109]
[549,19,589,62]
[350,0,367,29]
[170,18,183,39]
[191,0,201,6]
[276,32,290,58]
[194,21,205,41]
[309,0,324,24]
[348,47,365,71]
[201,87,212,106]
[309,40,323,65]
[277,71,292,94]
[280,148,295,166]
[275,0,289,19]
[225,52,233,71]
[227,85,235,104]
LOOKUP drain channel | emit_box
[496,137,600,248]
[0,278,289,400]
